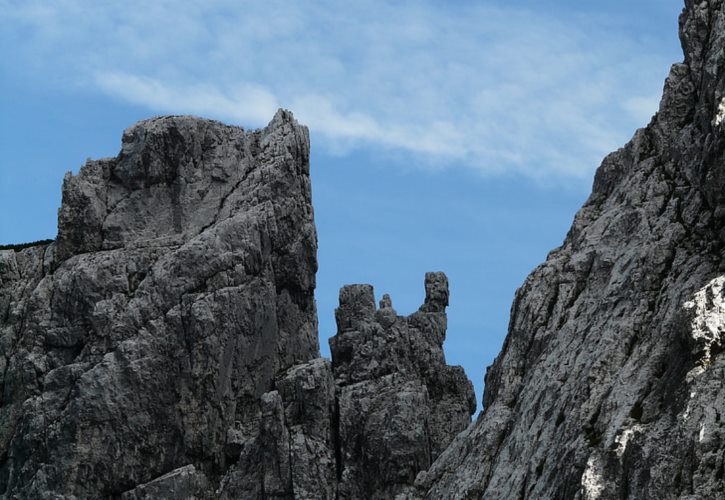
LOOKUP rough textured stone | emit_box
[121,465,209,500]
[219,274,475,500]
[414,1,725,498]
[0,109,473,498]
[331,273,476,499]
[218,358,337,499]
[0,110,319,498]
[11,5,719,497]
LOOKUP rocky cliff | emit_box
[0,111,474,498]
[4,1,723,498]
[414,1,725,498]
[0,110,320,498]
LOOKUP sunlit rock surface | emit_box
[0,110,319,497]
[414,1,725,498]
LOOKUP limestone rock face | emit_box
[0,109,474,498]
[0,110,320,498]
[330,274,476,499]
[216,274,476,500]
[415,1,725,498]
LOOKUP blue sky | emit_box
[0,0,685,405]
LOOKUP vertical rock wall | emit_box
[0,110,319,498]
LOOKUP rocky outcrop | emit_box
[218,274,475,500]
[0,110,473,498]
[331,274,476,499]
[11,4,719,498]
[0,110,319,497]
[414,1,725,498]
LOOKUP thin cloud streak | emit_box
[95,73,280,126]
[2,0,676,184]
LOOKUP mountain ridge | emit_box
[3,1,725,498]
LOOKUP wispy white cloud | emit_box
[1,0,676,183]
[94,72,280,126]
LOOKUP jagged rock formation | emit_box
[330,275,476,499]
[7,2,720,497]
[413,1,725,498]
[217,275,475,500]
[0,110,319,498]
[0,110,473,498]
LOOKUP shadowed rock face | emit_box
[219,274,475,500]
[330,273,476,499]
[0,110,474,498]
[414,1,725,498]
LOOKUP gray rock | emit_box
[0,110,319,498]
[416,1,725,498]
[276,358,337,500]
[0,107,473,499]
[218,358,336,499]
[217,273,474,500]
[331,273,476,499]
[121,465,209,500]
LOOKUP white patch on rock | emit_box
[682,392,695,422]
[614,426,641,457]
[714,97,725,126]
[581,455,605,500]
[683,276,725,367]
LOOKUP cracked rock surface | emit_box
[8,4,720,498]
[0,110,319,497]
[0,110,473,498]
[413,1,725,498]
[330,274,476,499]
